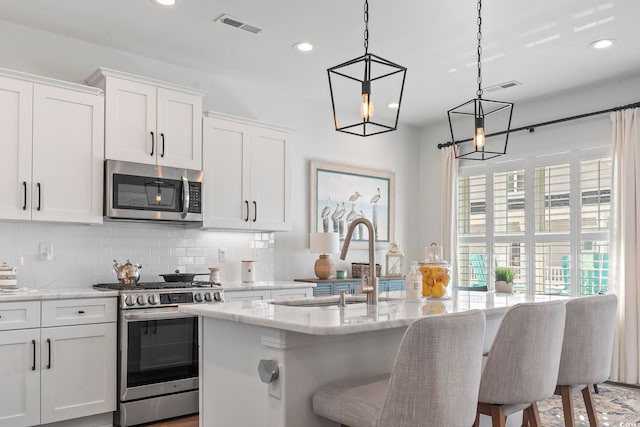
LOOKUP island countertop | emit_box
[179,290,567,336]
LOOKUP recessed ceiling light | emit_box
[387,103,399,109]
[591,39,615,49]
[293,42,314,53]
[156,0,176,6]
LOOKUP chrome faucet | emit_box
[340,217,378,306]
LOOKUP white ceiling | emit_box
[1,0,639,127]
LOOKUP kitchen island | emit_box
[179,290,566,427]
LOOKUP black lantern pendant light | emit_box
[327,0,407,137]
[447,0,513,160]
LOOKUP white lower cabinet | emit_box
[0,298,116,427]
[0,328,41,427]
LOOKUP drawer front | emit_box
[0,301,40,330]
[270,288,313,300]
[41,298,117,327]
[333,282,356,295]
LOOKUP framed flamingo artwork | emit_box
[309,160,395,249]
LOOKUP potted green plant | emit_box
[495,267,516,293]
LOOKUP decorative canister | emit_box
[208,267,221,284]
[241,260,256,283]
[419,243,451,299]
[0,262,18,289]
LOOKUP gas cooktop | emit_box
[94,281,220,291]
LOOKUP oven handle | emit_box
[181,176,190,219]
[122,310,196,322]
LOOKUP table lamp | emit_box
[310,232,340,279]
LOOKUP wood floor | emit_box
[136,415,198,427]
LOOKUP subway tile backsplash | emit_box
[0,220,274,289]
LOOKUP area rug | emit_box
[537,383,640,426]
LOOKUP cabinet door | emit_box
[104,77,157,165]
[40,323,116,424]
[202,118,251,229]
[250,128,290,231]
[0,76,32,220]
[157,88,202,169]
[31,84,104,224]
[0,329,40,427]
[313,283,333,296]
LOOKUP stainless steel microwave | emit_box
[104,160,204,222]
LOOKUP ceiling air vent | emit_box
[215,14,263,34]
[484,80,522,93]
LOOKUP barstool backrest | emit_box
[378,309,486,427]
[557,294,618,386]
[479,300,566,405]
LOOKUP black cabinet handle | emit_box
[150,131,155,156]
[253,201,257,222]
[22,181,27,210]
[144,321,149,335]
[160,133,165,158]
[78,310,85,314]
[32,340,36,371]
[244,201,249,222]
[36,183,41,211]
[46,338,51,369]
[153,320,157,334]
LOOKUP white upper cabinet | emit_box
[0,75,32,221]
[202,112,290,231]
[87,68,203,170]
[0,68,104,224]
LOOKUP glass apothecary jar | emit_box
[419,244,451,299]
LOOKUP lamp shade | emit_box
[310,232,340,254]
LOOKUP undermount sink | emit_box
[270,295,400,307]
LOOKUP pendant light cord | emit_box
[364,0,369,55]
[476,0,483,99]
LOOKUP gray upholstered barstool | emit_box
[473,300,566,427]
[312,310,486,427]
[554,294,618,427]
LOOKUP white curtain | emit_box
[441,146,459,286]
[610,107,640,384]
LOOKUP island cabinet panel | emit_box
[202,113,290,231]
[198,317,405,427]
[223,290,271,302]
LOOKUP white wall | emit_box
[0,20,422,288]
[419,73,640,250]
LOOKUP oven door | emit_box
[120,308,199,402]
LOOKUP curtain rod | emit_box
[437,101,640,149]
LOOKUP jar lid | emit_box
[0,262,15,271]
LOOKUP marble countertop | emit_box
[0,288,119,302]
[220,281,316,291]
[179,290,568,336]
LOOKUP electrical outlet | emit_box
[39,242,53,261]
[218,248,227,262]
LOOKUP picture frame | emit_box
[310,160,395,249]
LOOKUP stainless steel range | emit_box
[94,281,224,427]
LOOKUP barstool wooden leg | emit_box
[490,405,506,427]
[473,411,480,427]
[558,385,576,427]
[582,385,599,427]
[528,402,542,427]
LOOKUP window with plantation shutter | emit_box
[456,151,610,296]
